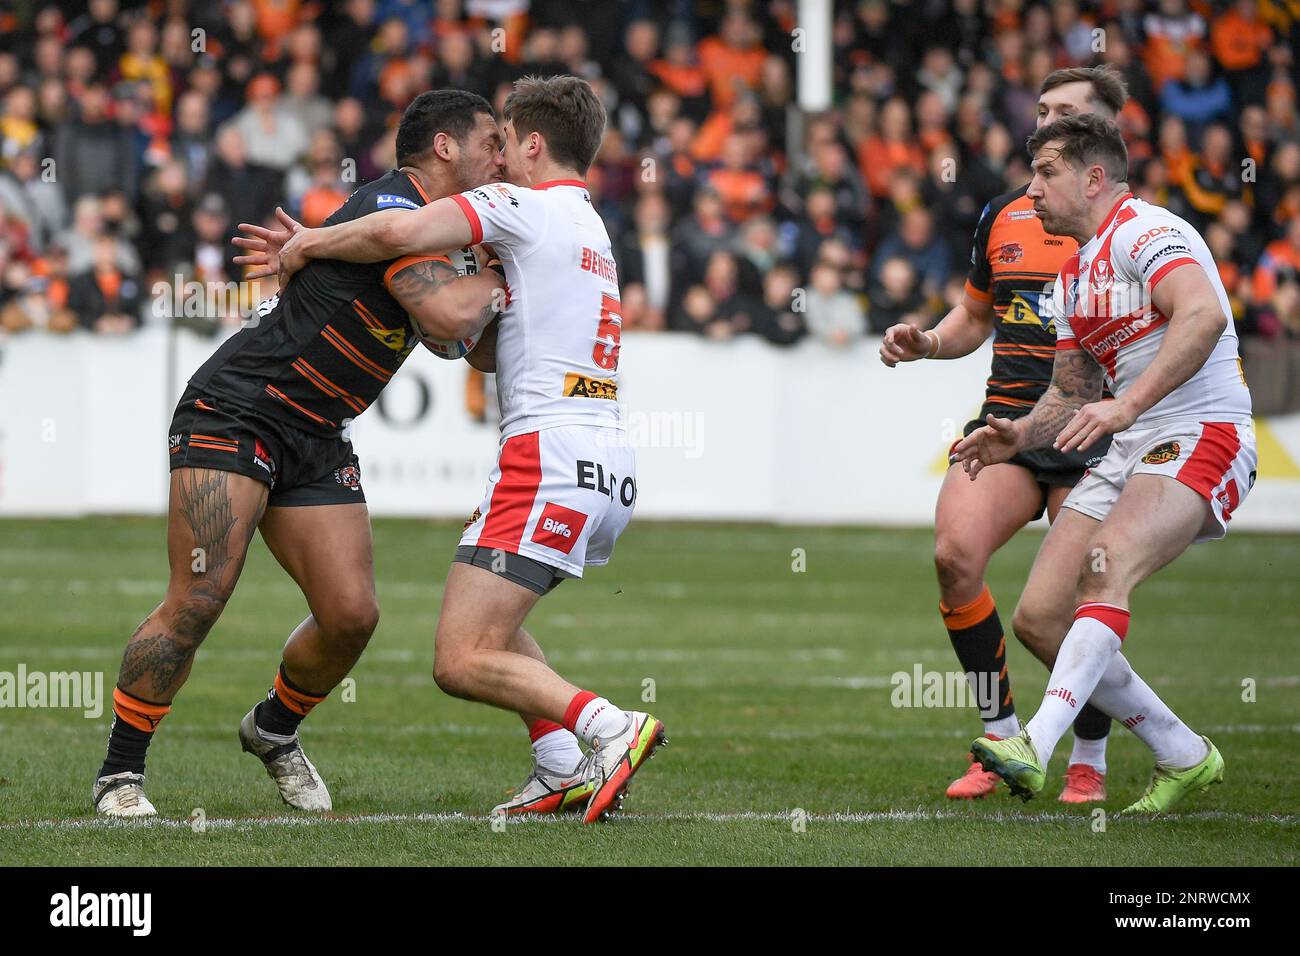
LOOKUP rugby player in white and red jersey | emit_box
[953,114,1255,812]
[879,66,1128,803]
[258,75,665,823]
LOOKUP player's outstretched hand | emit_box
[1054,398,1134,453]
[880,324,933,366]
[950,414,1021,480]
[233,207,303,286]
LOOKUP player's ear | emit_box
[433,131,455,163]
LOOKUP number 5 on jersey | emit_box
[593,293,622,371]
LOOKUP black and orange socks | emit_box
[941,585,1015,724]
[254,664,329,739]
[99,687,172,777]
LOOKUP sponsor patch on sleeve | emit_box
[376,194,420,209]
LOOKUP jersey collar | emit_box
[1091,191,1134,243]
[532,179,588,190]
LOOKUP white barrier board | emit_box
[2,328,1298,530]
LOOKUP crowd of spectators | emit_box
[0,0,1298,351]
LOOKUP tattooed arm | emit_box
[950,347,1105,479]
[387,256,504,343]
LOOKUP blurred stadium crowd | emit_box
[0,0,1298,351]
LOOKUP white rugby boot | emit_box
[492,755,595,817]
[92,771,157,818]
[238,707,332,811]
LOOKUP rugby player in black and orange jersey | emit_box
[879,67,1127,803]
[91,90,510,818]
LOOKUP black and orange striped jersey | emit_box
[964,184,1077,412]
[188,169,479,437]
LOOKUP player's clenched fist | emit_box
[879,324,936,366]
[950,414,1022,479]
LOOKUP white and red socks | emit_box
[1025,603,1129,767]
[1088,652,1208,769]
[984,713,1021,740]
[527,719,584,771]
[563,691,630,747]
[1068,735,1108,774]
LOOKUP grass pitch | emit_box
[0,517,1296,866]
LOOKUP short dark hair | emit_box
[1040,65,1128,117]
[503,74,607,174]
[395,89,494,167]
[1027,113,1129,184]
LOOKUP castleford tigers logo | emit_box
[997,242,1023,263]
[1142,442,1181,465]
[335,463,362,490]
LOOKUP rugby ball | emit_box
[407,245,485,359]
[411,321,482,360]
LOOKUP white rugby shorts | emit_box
[459,425,637,577]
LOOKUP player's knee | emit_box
[431,650,473,701]
[933,536,981,594]
[164,592,226,649]
[1012,602,1061,662]
[319,598,380,654]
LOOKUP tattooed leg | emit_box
[115,468,269,703]
[96,468,269,792]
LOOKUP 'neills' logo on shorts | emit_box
[563,372,617,400]
[1142,441,1181,465]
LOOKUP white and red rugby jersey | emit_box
[1051,193,1251,427]
[450,179,624,438]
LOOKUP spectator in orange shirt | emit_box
[859,97,924,199]
[1253,216,1300,305]
[1143,0,1207,90]
[706,132,773,225]
[1211,0,1274,106]
[1205,221,1250,321]
[696,11,766,110]
[914,90,954,156]
[68,233,141,334]
[649,28,709,114]
[1178,122,1247,229]
[299,168,350,229]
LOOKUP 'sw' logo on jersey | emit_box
[366,326,408,351]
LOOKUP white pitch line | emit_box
[5,722,1298,740]
[3,809,1296,832]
